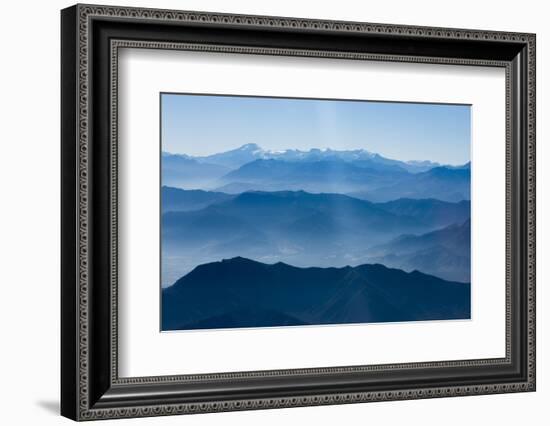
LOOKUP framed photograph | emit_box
[61,4,536,421]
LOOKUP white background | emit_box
[0,0,547,425]
[119,49,506,377]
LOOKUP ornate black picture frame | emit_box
[61,4,536,421]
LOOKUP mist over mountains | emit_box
[162,190,426,273]
[368,219,471,282]
[161,143,471,329]
[161,187,471,286]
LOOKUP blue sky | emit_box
[161,93,471,165]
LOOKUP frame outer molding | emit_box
[61,3,536,421]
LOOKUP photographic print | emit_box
[160,93,472,331]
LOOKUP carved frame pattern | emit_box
[61,3,536,421]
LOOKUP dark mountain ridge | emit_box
[162,257,470,331]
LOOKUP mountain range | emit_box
[350,165,471,203]
[160,188,471,284]
[162,144,470,202]
[375,198,470,228]
[368,219,471,282]
[217,158,408,195]
[174,143,441,172]
[162,190,425,251]
[161,152,230,189]
[162,257,470,331]
[161,186,233,212]
[160,143,471,328]
[162,186,470,228]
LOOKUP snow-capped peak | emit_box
[238,143,261,151]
